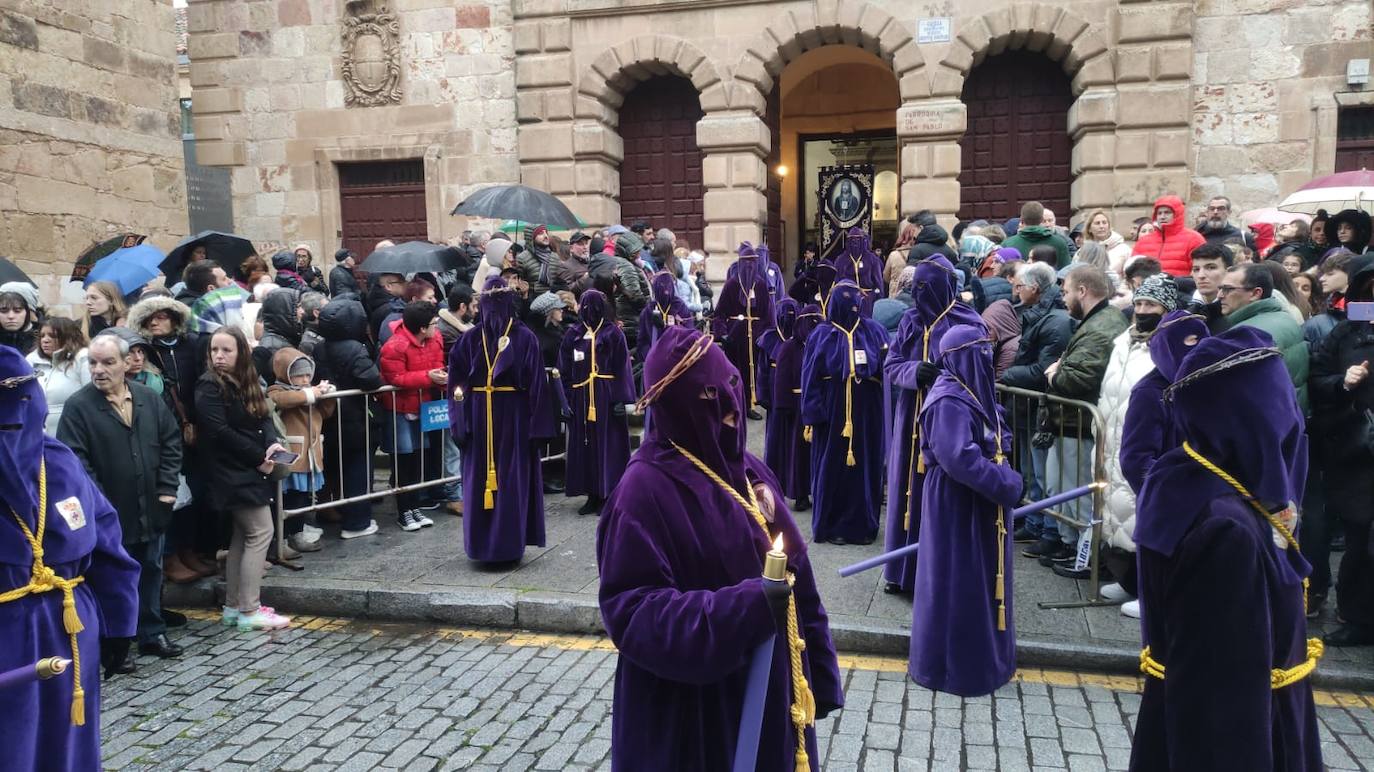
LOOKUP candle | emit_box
[36,657,69,679]
[763,534,787,581]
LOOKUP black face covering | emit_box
[1134,312,1163,333]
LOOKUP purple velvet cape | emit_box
[712,251,776,409]
[759,300,807,498]
[883,257,987,591]
[727,242,787,305]
[1130,326,1319,771]
[0,345,140,771]
[801,282,888,543]
[636,273,694,366]
[828,229,886,314]
[559,291,635,498]
[911,326,1022,697]
[448,279,555,562]
[1119,311,1209,495]
[596,326,842,771]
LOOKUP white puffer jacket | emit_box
[26,348,90,436]
[1097,327,1156,552]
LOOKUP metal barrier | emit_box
[271,371,569,564]
[996,384,1116,609]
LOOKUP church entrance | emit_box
[617,75,705,250]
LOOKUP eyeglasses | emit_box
[1217,284,1253,294]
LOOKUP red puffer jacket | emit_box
[1132,195,1206,277]
[378,319,446,414]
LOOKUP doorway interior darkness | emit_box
[958,50,1074,224]
[618,75,705,250]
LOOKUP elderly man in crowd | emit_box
[57,334,184,662]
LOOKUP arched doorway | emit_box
[617,75,704,248]
[958,51,1073,223]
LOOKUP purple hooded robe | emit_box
[1130,326,1321,772]
[1119,311,1209,496]
[0,345,140,770]
[828,228,886,315]
[801,282,888,543]
[911,326,1023,697]
[597,326,843,771]
[448,278,554,562]
[727,242,786,305]
[759,300,803,499]
[560,290,635,499]
[636,272,694,366]
[883,257,987,591]
[713,244,776,410]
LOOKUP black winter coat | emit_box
[329,265,360,298]
[906,225,958,265]
[1000,288,1073,393]
[365,283,403,341]
[253,289,303,381]
[56,382,182,544]
[976,276,1013,312]
[314,299,382,438]
[194,373,279,512]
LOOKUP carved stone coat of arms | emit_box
[342,1,402,106]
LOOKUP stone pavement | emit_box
[101,613,1374,771]
[167,426,1374,689]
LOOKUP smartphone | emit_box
[269,450,300,465]
[1348,302,1374,322]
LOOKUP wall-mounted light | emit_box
[775,164,789,178]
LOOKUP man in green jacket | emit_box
[1003,201,1075,269]
[1034,264,1129,573]
[1221,263,1310,414]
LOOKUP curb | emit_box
[165,581,1374,693]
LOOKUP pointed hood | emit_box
[479,276,517,337]
[759,297,799,360]
[928,324,1000,429]
[794,303,823,344]
[0,345,46,517]
[1148,310,1209,381]
[577,288,610,331]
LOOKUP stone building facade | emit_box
[0,0,187,303]
[180,0,1371,277]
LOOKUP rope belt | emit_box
[478,319,516,510]
[0,460,87,725]
[571,321,613,422]
[1138,441,1322,686]
[905,301,954,530]
[832,320,862,467]
[743,299,758,411]
[671,442,815,772]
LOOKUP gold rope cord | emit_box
[671,442,815,772]
[0,461,87,725]
[477,319,516,510]
[1138,441,1322,687]
[571,321,611,422]
[949,374,1009,632]
[832,320,862,467]
[905,300,955,528]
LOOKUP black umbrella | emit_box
[71,234,145,283]
[162,230,257,283]
[359,241,464,275]
[0,257,35,286]
[450,184,582,229]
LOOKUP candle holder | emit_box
[763,534,787,581]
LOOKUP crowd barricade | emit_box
[271,371,567,562]
[995,384,1116,609]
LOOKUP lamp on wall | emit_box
[775,164,789,178]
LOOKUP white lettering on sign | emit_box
[917,17,951,44]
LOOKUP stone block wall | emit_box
[1189,0,1372,217]
[187,0,518,260]
[0,0,187,305]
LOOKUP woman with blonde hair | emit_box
[83,280,127,339]
[1083,209,1133,275]
[886,220,918,297]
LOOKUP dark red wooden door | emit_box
[338,160,428,258]
[1336,107,1374,172]
[619,76,704,249]
[958,51,1073,223]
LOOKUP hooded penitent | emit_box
[911,324,1022,697]
[0,344,140,768]
[830,228,885,310]
[712,243,776,410]
[1129,325,1320,772]
[637,272,692,364]
[881,255,987,593]
[559,289,634,499]
[1118,311,1209,500]
[759,299,804,496]
[801,281,888,544]
[447,276,554,562]
[728,242,786,302]
[597,324,843,771]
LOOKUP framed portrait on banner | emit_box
[818,164,874,261]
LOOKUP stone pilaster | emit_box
[697,112,769,281]
[895,99,966,230]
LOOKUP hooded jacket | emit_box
[378,318,446,415]
[252,288,303,382]
[1000,285,1072,392]
[265,348,336,474]
[127,295,201,417]
[1224,296,1309,414]
[329,263,360,298]
[980,299,1021,379]
[1002,224,1074,269]
[271,250,310,292]
[1132,195,1207,277]
[314,299,381,435]
[1328,208,1373,254]
[1097,326,1159,553]
[905,223,957,265]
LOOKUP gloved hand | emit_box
[761,577,792,633]
[915,361,941,389]
[611,403,628,417]
[101,637,135,679]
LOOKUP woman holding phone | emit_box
[196,326,292,631]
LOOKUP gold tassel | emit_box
[841,418,851,438]
[484,487,495,510]
[846,446,856,467]
[997,606,1006,632]
[794,748,810,772]
[803,426,812,443]
[916,452,925,475]
[63,592,83,634]
[71,685,85,726]
[588,403,597,422]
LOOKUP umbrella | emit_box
[0,257,35,286]
[496,217,589,235]
[359,241,464,275]
[1241,207,1311,227]
[70,234,145,283]
[451,184,583,229]
[85,243,166,296]
[1279,169,1374,215]
[162,230,257,283]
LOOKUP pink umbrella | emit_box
[1279,169,1374,215]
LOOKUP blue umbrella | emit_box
[85,243,166,296]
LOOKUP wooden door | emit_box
[618,76,704,250]
[1336,107,1374,172]
[338,160,428,259]
[958,51,1073,223]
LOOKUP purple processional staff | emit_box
[713,243,776,420]
[801,282,888,545]
[909,326,1023,697]
[1130,326,1322,771]
[596,325,843,772]
[883,256,987,594]
[0,345,141,770]
[448,277,555,563]
[559,289,635,517]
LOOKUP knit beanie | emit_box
[1134,274,1179,312]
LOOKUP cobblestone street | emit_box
[100,612,1374,771]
